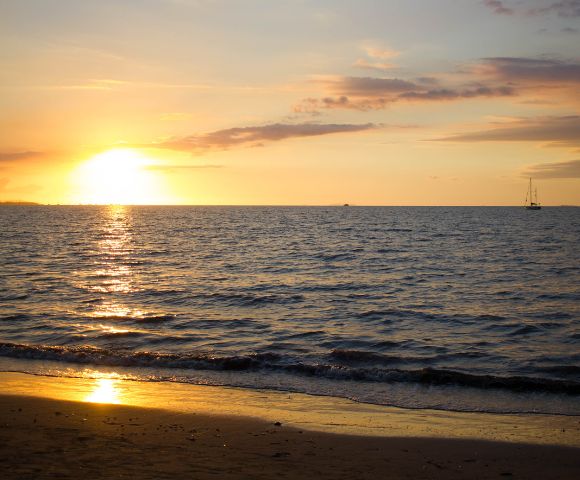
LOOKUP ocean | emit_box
[0,205,578,415]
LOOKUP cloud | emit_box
[435,115,580,148]
[364,46,400,60]
[353,46,400,71]
[154,122,377,152]
[468,56,580,104]
[479,57,580,83]
[483,0,514,15]
[483,0,580,17]
[294,56,580,114]
[294,96,386,112]
[327,76,418,95]
[296,52,580,115]
[525,158,580,178]
[353,59,397,72]
[300,54,578,114]
[294,76,515,112]
[0,151,45,163]
[398,85,515,100]
[415,77,440,86]
[529,0,580,17]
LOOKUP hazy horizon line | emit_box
[1,202,577,208]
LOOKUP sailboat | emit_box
[524,178,541,210]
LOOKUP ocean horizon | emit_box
[3,203,580,207]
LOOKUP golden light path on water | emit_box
[79,204,147,338]
[77,206,151,406]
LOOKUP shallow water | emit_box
[0,205,579,414]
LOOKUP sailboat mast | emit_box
[524,177,541,210]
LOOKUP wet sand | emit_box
[0,395,579,479]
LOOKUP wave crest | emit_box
[1,342,578,395]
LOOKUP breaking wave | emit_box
[1,342,578,395]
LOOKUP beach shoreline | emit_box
[1,371,579,479]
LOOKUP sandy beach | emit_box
[1,372,579,479]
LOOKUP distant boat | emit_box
[524,178,541,210]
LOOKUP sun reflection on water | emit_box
[90,303,145,318]
[89,205,136,294]
[74,205,143,328]
[85,377,122,404]
[98,324,132,334]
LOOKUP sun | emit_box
[73,149,163,205]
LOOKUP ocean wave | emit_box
[315,252,356,262]
[376,248,406,253]
[355,308,506,324]
[135,314,178,323]
[97,331,144,339]
[300,283,371,292]
[201,292,304,306]
[280,363,580,394]
[329,349,424,364]
[536,293,580,301]
[530,312,573,320]
[536,365,580,377]
[0,314,30,322]
[330,349,487,365]
[355,308,435,320]
[283,330,326,339]
[1,342,578,395]
[138,290,305,307]
[0,342,279,371]
[93,314,177,323]
[0,294,29,301]
[509,325,542,336]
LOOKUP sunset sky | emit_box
[1,0,579,205]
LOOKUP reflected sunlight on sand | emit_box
[85,378,122,404]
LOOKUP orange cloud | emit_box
[524,159,580,178]
[294,75,515,112]
[434,116,580,149]
[353,46,400,71]
[295,54,580,113]
[153,123,378,153]
[0,151,45,164]
[353,59,397,72]
[476,57,580,84]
